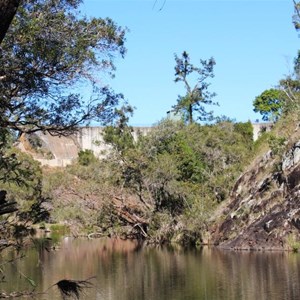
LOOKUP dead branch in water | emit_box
[47,276,96,300]
[0,276,96,299]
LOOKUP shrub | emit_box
[78,150,97,166]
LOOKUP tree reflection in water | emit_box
[1,238,300,300]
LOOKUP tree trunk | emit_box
[0,0,21,44]
[188,103,193,124]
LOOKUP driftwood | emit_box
[87,232,104,239]
[112,196,148,224]
[112,202,149,239]
[114,204,146,224]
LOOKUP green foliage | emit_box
[42,156,126,231]
[43,118,255,244]
[0,0,128,136]
[279,77,300,116]
[253,89,283,121]
[173,51,217,124]
[294,50,300,79]
[234,121,253,144]
[147,212,175,244]
[0,146,49,223]
[97,203,122,230]
[254,50,300,124]
[268,135,286,157]
[106,119,253,221]
[287,233,300,252]
[78,150,97,166]
[0,0,130,243]
[49,224,70,235]
[103,105,135,156]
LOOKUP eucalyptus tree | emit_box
[0,0,128,228]
[173,51,217,124]
[0,0,128,137]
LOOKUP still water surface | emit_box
[1,237,300,300]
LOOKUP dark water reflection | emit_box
[1,237,300,300]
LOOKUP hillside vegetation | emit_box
[41,45,300,248]
[42,119,253,244]
[2,0,300,252]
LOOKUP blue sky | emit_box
[81,0,299,126]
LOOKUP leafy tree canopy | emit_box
[173,51,217,124]
[103,105,135,157]
[0,0,128,136]
[0,0,130,232]
[253,89,284,122]
[255,49,300,121]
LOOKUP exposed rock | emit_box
[282,141,300,170]
[212,141,300,250]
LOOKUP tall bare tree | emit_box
[173,51,217,124]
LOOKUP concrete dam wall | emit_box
[17,124,272,167]
[252,122,273,141]
[18,127,152,167]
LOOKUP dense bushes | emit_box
[43,119,254,244]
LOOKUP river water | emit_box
[1,237,300,300]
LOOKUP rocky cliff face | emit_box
[211,141,300,250]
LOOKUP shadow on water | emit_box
[1,237,300,300]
